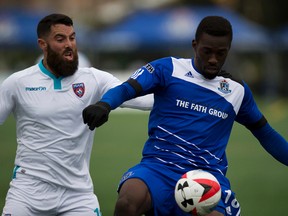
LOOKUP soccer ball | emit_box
[174,170,221,216]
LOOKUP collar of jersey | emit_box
[38,60,63,90]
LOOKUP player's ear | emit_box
[192,39,197,50]
[38,38,47,51]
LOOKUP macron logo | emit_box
[25,86,47,91]
[185,71,194,78]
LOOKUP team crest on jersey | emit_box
[72,83,85,98]
[218,80,231,94]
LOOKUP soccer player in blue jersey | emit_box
[0,14,153,216]
[82,16,288,216]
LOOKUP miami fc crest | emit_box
[72,83,85,98]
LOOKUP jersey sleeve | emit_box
[235,82,266,129]
[90,67,154,110]
[251,123,288,165]
[90,68,122,98]
[129,57,174,94]
[236,82,288,165]
[0,75,16,124]
[100,57,173,109]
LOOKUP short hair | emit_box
[37,13,73,38]
[195,16,233,42]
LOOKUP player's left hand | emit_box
[82,101,111,130]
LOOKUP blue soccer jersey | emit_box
[102,56,264,185]
[142,57,264,177]
[99,56,287,215]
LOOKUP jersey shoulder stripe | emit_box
[170,57,245,114]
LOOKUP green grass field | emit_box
[0,98,287,215]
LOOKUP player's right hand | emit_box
[82,101,111,130]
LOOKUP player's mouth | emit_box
[63,50,74,61]
[206,66,219,74]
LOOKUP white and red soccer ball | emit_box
[174,170,221,216]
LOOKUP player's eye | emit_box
[70,36,76,41]
[70,33,76,40]
[55,37,64,42]
[217,50,228,58]
[202,48,211,55]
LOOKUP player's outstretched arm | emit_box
[82,101,111,130]
[251,122,288,166]
[82,80,139,130]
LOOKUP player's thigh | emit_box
[2,173,60,216]
[117,178,152,212]
[2,199,33,216]
[206,211,224,216]
[59,190,101,216]
[222,189,241,215]
[59,210,101,216]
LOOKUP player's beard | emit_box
[194,57,220,80]
[46,45,79,77]
[202,70,219,80]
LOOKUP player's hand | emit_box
[82,101,111,130]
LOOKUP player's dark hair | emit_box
[195,16,233,43]
[37,13,73,38]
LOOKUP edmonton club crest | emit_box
[72,83,85,98]
[218,80,231,94]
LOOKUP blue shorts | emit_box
[118,162,241,216]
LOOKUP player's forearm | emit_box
[121,94,153,110]
[251,123,288,166]
[82,81,140,130]
[101,81,137,110]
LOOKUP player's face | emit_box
[192,33,230,79]
[42,24,79,77]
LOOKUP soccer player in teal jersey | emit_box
[83,16,288,216]
[0,14,152,216]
